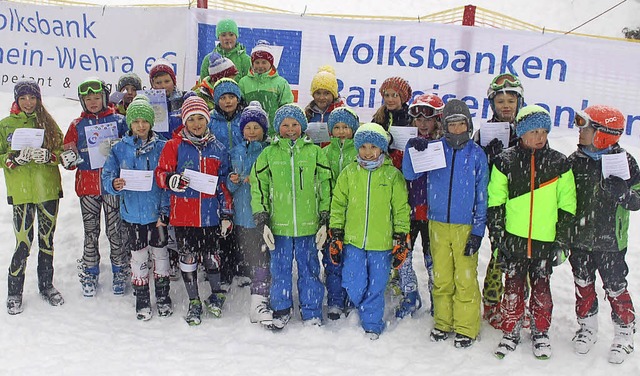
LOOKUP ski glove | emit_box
[484,138,504,160]
[407,137,429,152]
[220,219,233,238]
[12,147,33,166]
[551,241,570,267]
[328,228,344,266]
[464,234,483,256]
[32,148,52,164]
[392,233,411,269]
[60,150,78,169]
[315,211,330,250]
[254,212,275,251]
[602,176,629,202]
[167,174,190,192]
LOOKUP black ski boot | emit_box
[134,284,152,321]
[155,276,173,317]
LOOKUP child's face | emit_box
[185,114,209,137]
[83,93,104,113]
[521,128,548,150]
[218,93,239,115]
[447,120,468,135]
[17,94,38,114]
[383,89,402,111]
[279,118,302,140]
[414,116,437,135]
[578,126,596,146]
[358,143,382,161]
[130,119,151,139]
[313,89,334,111]
[151,73,175,96]
[252,59,272,74]
[122,85,137,105]
[493,92,518,123]
[243,121,264,142]
[331,122,353,141]
[218,32,237,51]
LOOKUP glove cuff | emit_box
[329,228,344,240]
[253,212,270,228]
[319,211,330,227]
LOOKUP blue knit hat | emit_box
[274,104,308,134]
[354,123,390,153]
[213,78,241,104]
[240,101,269,137]
[328,107,359,134]
[515,105,552,137]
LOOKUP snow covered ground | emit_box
[2,0,640,374]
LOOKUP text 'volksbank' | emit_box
[0,8,96,39]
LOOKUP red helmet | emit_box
[408,93,444,119]
[574,105,625,149]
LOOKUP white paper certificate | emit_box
[120,169,154,192]
[389,126,418,151]
[182,169,219,195]
[601,153,631,180]
[10,128,44,150]
[408,140,447,173]
[85,122,118,169]
[138,89,169,133]
[305,122,331,143]
[479,121,511,147]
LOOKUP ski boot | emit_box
[395,290,422,319]
[532,331,552,360]
[430,328,450,342]
[609,323,635,364]
[268,308,291,331]
[203,291,226,318]
[155,276,173,317]
[40,287,64,306]
[249,294,273,325]
[573,315,598,355]
[7,295,23,315]
[495,332,520,359]
[185,299,203,326]
[112,265,129,296]
[134,284,152,321]
[78,262,99,297]
[454,333,475,349]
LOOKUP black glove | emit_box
[253,212,270,228]
[406,137,429,152]
[485,138,504,159]
[392,233,411,269]
[328,228,344,265]
[159,215,170,226]
[167,174,190,192]
[464,234,483,256]
[551,240,570,267]
[491,238,511,266]
[602,176,629,202]
[319,210,330,227]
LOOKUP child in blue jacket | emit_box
[102,95,172,321]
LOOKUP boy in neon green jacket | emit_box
[329,123,411,339]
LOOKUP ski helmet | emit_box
[487,73,524,118]
[78,77,110,113]
[574,105,625,149]
[408,94,444,119]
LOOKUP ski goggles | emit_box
[574,111,623,135]
[408,105,441,119]
[490,73,521,91]
[78,79,104,96]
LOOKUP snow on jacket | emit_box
[250,136,332,237]
[330,156,410,251]
[323,137,358,187]
[403,139,488,237]
[208,107,244,152]
[238,68,294,136]
[568,144,640,252]
[102,132,170,225]
[155,131,233,227]
[199,43,252,81]
[63,106,128,196]
[227,140,266,228]
[487,142,576,259]
[0,106,63,205]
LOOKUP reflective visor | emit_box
[490,74,521,91]
[574,111,623,135]
[78,80,104,96]
[409,105,437,118]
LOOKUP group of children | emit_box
[1,16,638,365]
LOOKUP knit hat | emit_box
[216,19,239,38]
[354,123,390,153]
[14,79,41,102]
[240,101,269,137]
[327,107,359,134]
[181,95,211,123]
[274,104,308,134]
[251,40,275,67]
[208,52,239,82]
[379,77,412,104]
[149,58,176,85]
[442,99,473,135]
[213,78,241,104]
[126,94,155,128]
[310,65,338,99]
[515,105,552,137]
[117,73,142,92]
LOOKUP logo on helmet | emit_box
[604,116,618,125]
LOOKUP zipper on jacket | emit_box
[290,143,298,236]
[299,167,304,190]
[199,148,203,226]
[446,149,458,223]
[362,171,372,249]
[228,121,233,150]
[527,150,535,259]
[339,142,344,172]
